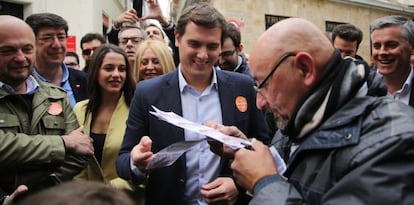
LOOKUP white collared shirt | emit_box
[390,66,414,105]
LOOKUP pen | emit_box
[240,141,254,151]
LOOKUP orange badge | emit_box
[235,96,248,112]
[47,102,63,115]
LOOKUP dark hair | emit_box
[175,2,227,43]
[144,23,165,38]
[331,23,363,49]
[14,181,134,205]
[25,13,68,36]
[85,44,135,120]
[80,33,106,49]
[223,23,241,47]
[65,51,79,64]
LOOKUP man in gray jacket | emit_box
[210,17,414,204]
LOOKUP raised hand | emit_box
[141,0,170,26]
[113,9,140,28]
[3,185,28,205]
[130,136,154,172]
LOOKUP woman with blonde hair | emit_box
[134,39,175,82]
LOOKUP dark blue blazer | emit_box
[68,67,88,102]
[117,68,271,205]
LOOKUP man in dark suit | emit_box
[116,3,271,205]
[25,13,87,106]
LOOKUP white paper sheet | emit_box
[146,106,287,174]
[145,140,203,170]
[150,105,252,150]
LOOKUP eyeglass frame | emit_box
[253,52,296,94]
[65,62,79,67]
[37,34,67,44]
[119,37,145,45]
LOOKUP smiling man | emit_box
[371,16,414,107]
[25,13,87,107]
[0,15,93,202]
[116,3,271,205]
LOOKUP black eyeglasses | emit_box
[65,63,78,67]
[37,34,67,43]
[219,49,236,57]
[82,48,97,56]
[253,53,296,94]
[119,37,145,45]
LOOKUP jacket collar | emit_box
[292,97,377,154]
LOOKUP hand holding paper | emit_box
[204,121,248,158]
[131,136,154,171]
[150,106,252,149]
[143,106,253,170]
[145,106,286,175]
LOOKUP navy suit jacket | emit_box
[68,68,88,102]
[117,68,271,205]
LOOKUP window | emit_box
[325,21,345,39]
[265,14,290,30]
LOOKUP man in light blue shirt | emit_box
[117,3,271,205]
[25,13,87,107]
[33,64,76,106]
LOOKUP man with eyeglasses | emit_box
[79,33,106,74]
[117,25,146,68]
[208,17,414,204]
[64,51,80,70]
[218,23,250,76]
[25,13,87,107]
[107,0,179,66]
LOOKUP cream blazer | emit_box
[73,94,132,190]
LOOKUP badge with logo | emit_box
[47,102,63,115]
[235,96,247,112]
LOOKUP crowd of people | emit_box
[1,0,414,204]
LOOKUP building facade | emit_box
[1,0,414,62]
[212,0,414,61]
[0,0,126,67]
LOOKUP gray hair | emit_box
[370,15,414,45]
[117,25,147,40]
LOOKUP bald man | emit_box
[0,15,93,202]
[209,18,414,204]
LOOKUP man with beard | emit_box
[25,13,87,107]
[208,17,414,204]
[0,15,93,203]
[218,23,250,76]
